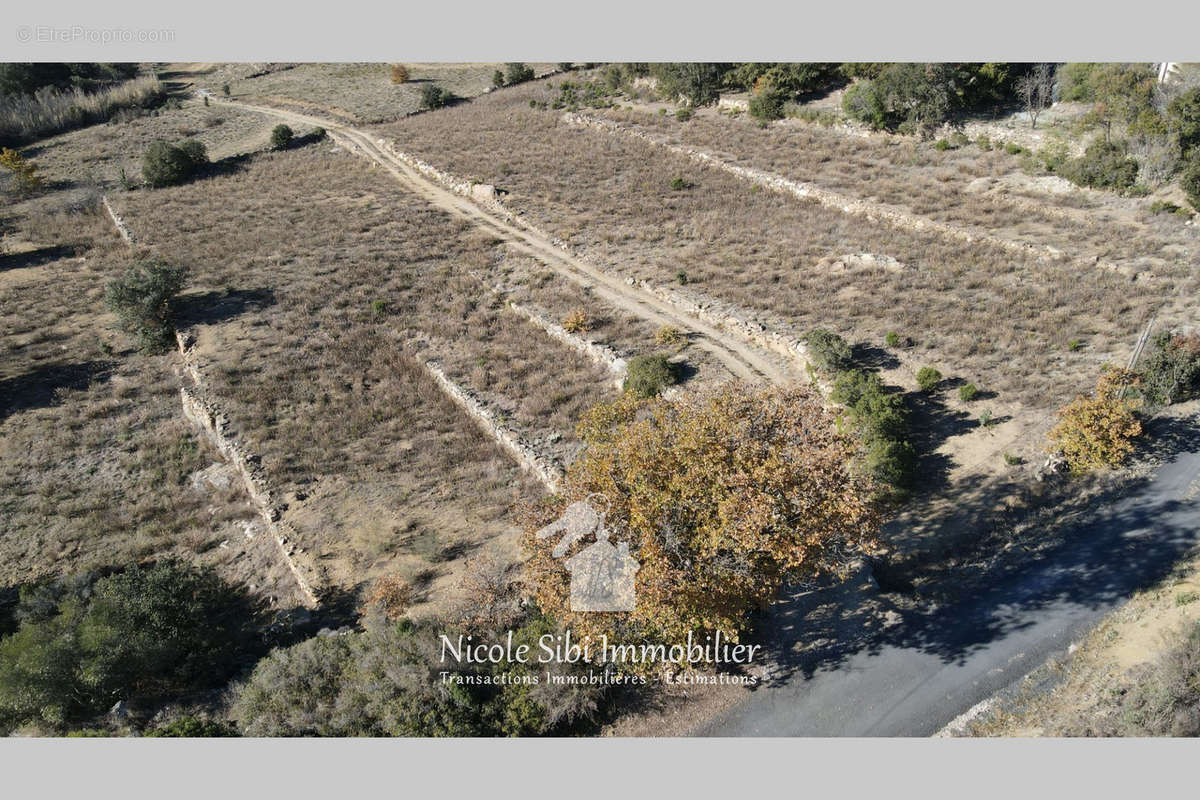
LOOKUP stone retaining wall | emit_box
[560,112,1081,268]
[422,359,564,493]
[176,332,324,608]
[101,195,135,245]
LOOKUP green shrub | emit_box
[916,366,942,393]
[504,63,535,86]
[1003,452,1024,466]
[934,138,952,151]
[675,270,688,285]
[1168,88,1200,160]
[146,716,238,737]
[492,69,505,89]
[176,139,209,167]
[669,176,694,190]
[1139,331,1200,405]
[141,140,199,188]
[232,615,605,736]
[674,107,693,122]
[419,85,454,110]
[1060,140,1139,192]
[0,562,256,733]
[804,328,853,373]
[831,369,915,493]
[1182,157,1200,210]
[748,82,787,121]
[103,258,188,353]
[1068,338,1084,351]
[624,353,679,398]
[958,382,979,402]
[269,124,293,150]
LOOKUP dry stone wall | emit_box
[176,332,324,608]
[559,112,1083,268]
[421,359,564,493]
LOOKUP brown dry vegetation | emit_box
[109,141,618,613]
[591,103,1200,268]
[24,98,276,190]
[196,63,559,125]
[0,197,306,604]
[379,85,1194,408]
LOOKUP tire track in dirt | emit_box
[212,97,798,387]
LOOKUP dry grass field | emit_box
[590,101,1199,270]
[189,62,559,125]
[0,196,308,606]
[107,139,624,615]
[378,84,1195,415]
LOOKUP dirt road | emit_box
[209,96,798,387]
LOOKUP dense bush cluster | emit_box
[419,85,455,111]
[103,258,189,353]
[270,124,293,150]
[831,369,917,494]
[0,562,257,733]
[1139,331,1200,405]
[804,328,853,372]
[841,63,1019,135]
[233,614,606,737]
[141,138,209,188]
[1056,140,1140,192]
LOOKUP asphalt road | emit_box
[701,423,1200,736]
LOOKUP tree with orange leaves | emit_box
[523,383,880,650]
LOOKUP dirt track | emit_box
[210,96,798,387]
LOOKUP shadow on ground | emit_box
[749,409,1200,688]
[0,360,114,422]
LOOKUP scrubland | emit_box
[109,141,617,613]
[380,85,1195,408]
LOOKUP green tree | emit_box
[651,63,731,106]
[141,140,197,188]
[103,258,188,353]
[1167,87,1200,160]
[269,124,293,150]
[623,353,679,398]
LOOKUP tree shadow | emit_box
[750,419,1200,689]
[174,288,276,328]
[0,245,78,272]
[904,389,990,494]
[852,343,900,371]
[0,360,114,421]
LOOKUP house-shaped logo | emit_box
[535,494,639,612]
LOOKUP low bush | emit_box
[804,328,853,373]
[958,382,980,402]
[233,614,605,736]
[623,353,679,398]
[1048,367,1143,470]
[390,64,410,85]
[561,307,591,334]
[669,175,694,190]
[884,330,902,348]
[142,139,204,188]
[1139,331,1200,405]
[748,81,787,122]
[674,107,692,122]
[916,366,942,393]
[0,146,42,196]
[270,124,293,150]
[831,369,916,493]
[1115,622,1200,736]
[654,325,685,347]
[1059,140,1139,192]
[103,258,188,353]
